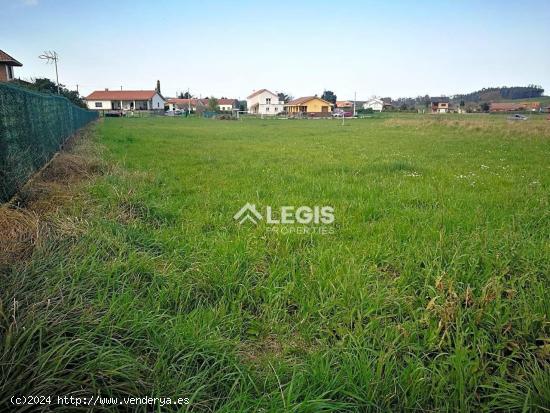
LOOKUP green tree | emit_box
[321,90,337,105]
[208,97,219,112]
[278,93,293,103]
[480,102,490,112]
[21,78,86,108]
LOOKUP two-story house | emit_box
[431,97,450,113]
[247,89,284,115]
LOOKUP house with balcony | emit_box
[431,97,450,113]
[247,89,284,115]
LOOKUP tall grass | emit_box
[1,115,549,411]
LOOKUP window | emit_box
[95,102,103,108]
[7,66,13,80]
[266,98,271,104]
[266,107,270,112]
[275,107,278,112]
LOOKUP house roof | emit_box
[86,90,159,100]
[431,97,450,103]
[285,96,333,106]
[0,50,23,66]
[336,100,353,107]
[166,98,207,106]
[247,89,277,99]
[217,98,237,105]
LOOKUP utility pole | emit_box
[39,51,60,94]
[353,91,356,117]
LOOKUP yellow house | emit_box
[284,96,333,117]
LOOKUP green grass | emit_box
[1,115,549,412]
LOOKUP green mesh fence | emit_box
[0,82,98,202]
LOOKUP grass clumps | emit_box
[1,115,549,411]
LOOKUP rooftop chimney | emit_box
[105,88,109,91]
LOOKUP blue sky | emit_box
[1,0,549,99]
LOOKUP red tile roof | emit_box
[0,49,22,66]
[217,98,237,105]
[86,90,158,100]
[166,98,207,106]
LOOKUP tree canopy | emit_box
[321,90,337,104]
[16,78,86,108]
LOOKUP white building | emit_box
[217,98,238,111]
[363,98,384,112]
[247,89,284,115]
[85,89,165,111]
[166,98,207,112]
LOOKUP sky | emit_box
[1,0,550,100]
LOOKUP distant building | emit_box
[217,98,238,111]
[431,97,450,113]
[85,89,165,111]
[381,98,393,110]
[363,98,384,112]
[166,98,208,112]
[0,49,22,82]
[284,96,333,117]
[489,102,541,112]
[336,101,353,108]
[247,89,284,115]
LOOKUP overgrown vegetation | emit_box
[1,115,549,411]
[13,77,86,108]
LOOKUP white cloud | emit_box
[21,0,38,6]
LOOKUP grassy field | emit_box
[1,115,549,412]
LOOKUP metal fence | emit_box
[0,82,98,202]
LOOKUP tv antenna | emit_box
[39,50,60,94]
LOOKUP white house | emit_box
[85,89,165,111]
[217,98,238,111]
[363,98,384,112]
[247,89,284,115]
